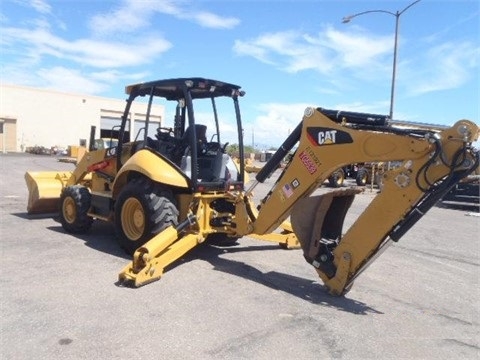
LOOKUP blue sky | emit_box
[1,0,479,148]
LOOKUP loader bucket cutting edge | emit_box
[25,171,72,214]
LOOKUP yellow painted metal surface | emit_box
[249,231,300,249]
[25,171,72,214]
[121,197,145,241]
[61,195,77,224]
[119,225,202,287]
[113,150,189,198]
[24,149,101,214]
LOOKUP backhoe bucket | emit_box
[290,188,361,264]
[25,171,72,214]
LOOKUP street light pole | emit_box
[342,0,421,119]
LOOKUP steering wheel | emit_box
[156,127,175,141]
[205,142,220,153]
[205,142,229,154]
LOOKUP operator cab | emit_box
[116,77,246,192]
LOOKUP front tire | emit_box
[59,185,93,233]
[114,178,179,255]
[356,168,369,186]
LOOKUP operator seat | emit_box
[179,124,228,182]
[182,124,208,156]
[172,124,208,165]
[192,124,208,154]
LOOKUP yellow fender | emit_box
[113,150,190,197]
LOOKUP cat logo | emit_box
[318,130,337,145]
[307,127,353,146]
[106,147,116,157]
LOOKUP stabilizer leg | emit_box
[118,215,200,287]
[249,221,301,249]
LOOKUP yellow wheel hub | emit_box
[121,198,145,241]
[62,197,76,224]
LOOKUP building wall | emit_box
[0,118,17,152]
[0,84,165,152]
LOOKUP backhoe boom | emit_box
[248,107,479,295]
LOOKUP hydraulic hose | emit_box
[255,121,302,183]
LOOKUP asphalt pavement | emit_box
[0,153,479,360]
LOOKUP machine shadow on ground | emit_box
[170,241,384,316]
[14,210,382,315]
[49,222,129,259]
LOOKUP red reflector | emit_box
[88,161,109,172]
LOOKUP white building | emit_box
[0,84,165,153]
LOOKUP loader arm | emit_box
[66,148,112,186]
[247,107,479,295]
[24,148,111,214]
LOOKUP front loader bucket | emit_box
[25,171,72,214]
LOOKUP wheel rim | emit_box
[337,174,344,185]
[62,197,76,224]
[359,173,367,185]
[121,198,145,241]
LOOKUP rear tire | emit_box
[114,178,179,255]
[59,185,93,233]
[356,168,369,186]
[328,168,345,188]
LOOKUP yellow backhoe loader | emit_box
[25,77,479,296]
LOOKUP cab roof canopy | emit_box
[125,77,243,101]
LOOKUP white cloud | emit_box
[232,40,275,65]
[90,70,150,84]
[324,27,392,68]
[2,1,177,93]
[233,26,392,76]
[331,101,390,115]
[88,0,240,35]
[13,0,52,15]
[193,11,240,29]
[248,103,312,148]
[235,24,479,103]
[4,65,148,95]
[36,67,110,94]
[406,41,479,95]
[88,1,150,35]
[2,26,172,68]
[29,0,51,14]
